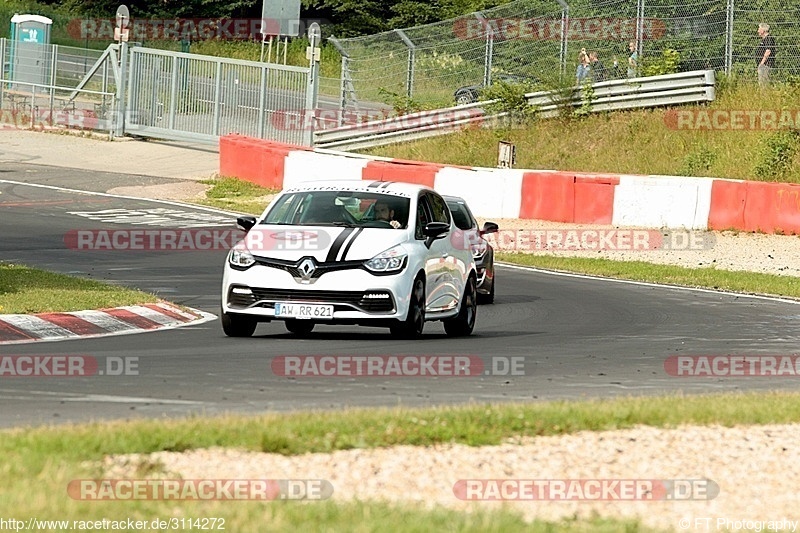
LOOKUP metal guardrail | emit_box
[314,70,715,151]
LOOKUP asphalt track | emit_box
[2,163,800,429]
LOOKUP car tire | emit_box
[478,276,495,305]
[221,310,257,337]
[390,277,425,339]
[455,92,473,105]
[444,275,477,337]
[285,319,315,336]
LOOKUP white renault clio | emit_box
[220,181,478,338]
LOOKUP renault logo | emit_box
[297,258,317,280]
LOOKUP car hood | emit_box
[241,225,409,263]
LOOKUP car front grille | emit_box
[228,286,395,313]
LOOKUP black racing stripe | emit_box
[340,227,364,260]
[367,181,383,188]
[379,181,392,188]
[326,227,355,262]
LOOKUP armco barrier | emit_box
[219,135,800,235]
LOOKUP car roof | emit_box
[281,180,434,198]
[443,195,467,204]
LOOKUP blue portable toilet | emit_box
[9,14,53,90]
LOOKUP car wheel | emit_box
[221,310,257,337]
[285,319,315,336]
[455,92,473,105]
[478,276,495,305]
[390,277,425,339]
[444,275,477,337]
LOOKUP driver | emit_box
[374,201,401,228]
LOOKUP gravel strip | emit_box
[104,423,800,530]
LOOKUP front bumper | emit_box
[222,262,415,322]
[474,251,494,294]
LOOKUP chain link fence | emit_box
[0,39,117,133]
[331,0,794,112]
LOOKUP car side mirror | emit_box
[423,221,449,248]
[423,221,449,238]
[237,216,257,232]
[480,221,499,235]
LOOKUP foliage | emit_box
[641,49,681,77]
[480,78,538,124]
[679,144,717,176]
[754,129,800,181]
[377,87,430,115]
[415,50,466,75]
[573,80,595,118]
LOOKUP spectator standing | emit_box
[576,48,591,84]
[627,41,638,78]
[589,51,607,82]
[756,23,776,86]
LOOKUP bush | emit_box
[481,79,539,124]
[754,129,800,180]
[642,49,681,77]
[679,144,717,176]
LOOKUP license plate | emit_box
[274,302,334,320]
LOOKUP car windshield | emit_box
[262,190,411,228]
[446,200,474,231]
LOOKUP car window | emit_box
[446,200,475,231]
[262,191,410,227]
[427,193,450,225]
[415,195,433,240]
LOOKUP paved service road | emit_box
[2,167,800,428]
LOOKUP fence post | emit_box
[474,12,493,87]
[115,40,128,138]
[636,0,644,67]
[725,0,734,75]
[258,66,267,138]
[304,24,321,147]
[328,37,350,126]
[394,29,416,99]
[556,0,569,80]
[168,55,178,130]
[49,44,57,125]
[213,60,222,137]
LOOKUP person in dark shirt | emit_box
[589,51,607,82]
[756,23,776,86]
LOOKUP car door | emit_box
[422,192,460,313]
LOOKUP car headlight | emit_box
[364,245,407,273]
[471,241,488,260]
[229,246,255,268]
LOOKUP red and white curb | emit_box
[0,302,216,345]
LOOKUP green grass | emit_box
[3,393,799,531]
[497,253,800,299]
[0,263,158,314]
[363,81,800,183]
[196,176,278,214]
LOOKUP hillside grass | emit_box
[363,79,800,183]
